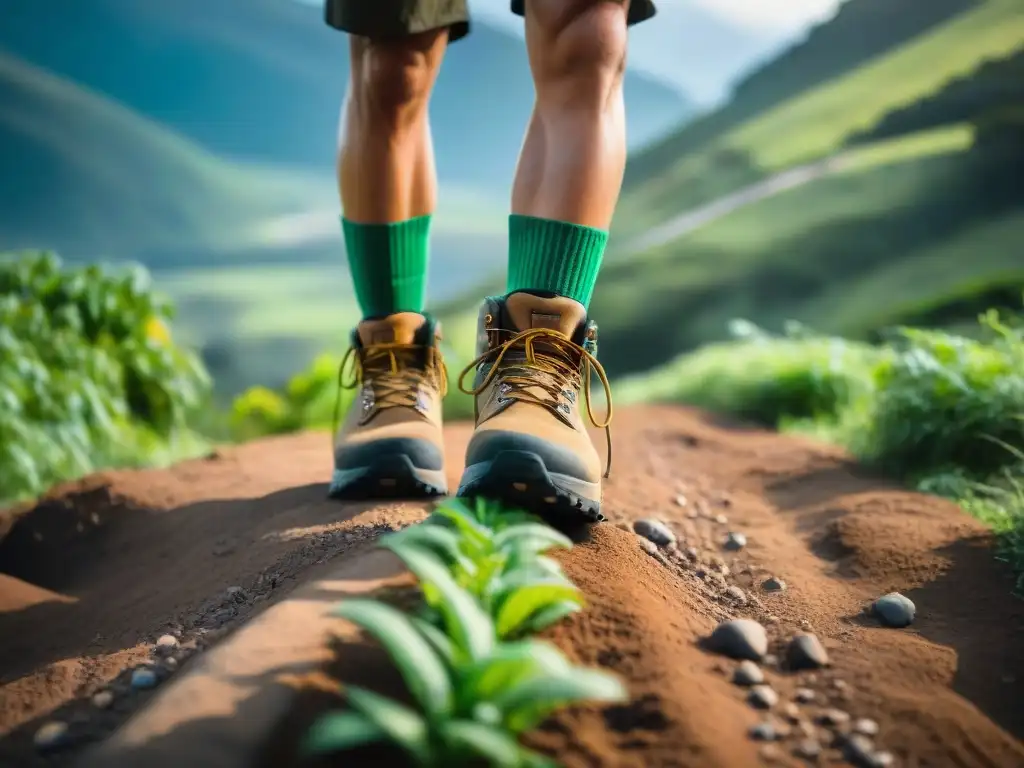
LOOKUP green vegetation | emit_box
[615,0,1024,237]
[618,307,1024,586]
[304,498,626,766]
[0,252,211,504]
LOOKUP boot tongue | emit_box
[357,312,427,346]
[504,292,586,339]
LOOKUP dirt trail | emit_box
[1,406,1022,767]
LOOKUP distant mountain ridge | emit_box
[0,0,694,194]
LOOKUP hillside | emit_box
[0,0,693,193]
[614,0,1024,240]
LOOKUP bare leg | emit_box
[512,0,629,229]
[338,30,449,223]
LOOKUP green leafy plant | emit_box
[304,499,627,766]
[0,251,211,503]
[382,500,582,640]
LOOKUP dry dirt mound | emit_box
[1,406,1022,767]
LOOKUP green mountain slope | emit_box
[0,52,320,261]
[614,0,1024,239]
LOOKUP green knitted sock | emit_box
[341,214,431,317]
[506,214,608,309]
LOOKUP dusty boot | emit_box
[330,312,448,499]
[456,291,612,522]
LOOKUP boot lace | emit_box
[332,343,448,435]
[457,327,614,478]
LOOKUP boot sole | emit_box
[457,450,603,523]
[328,455,448,501]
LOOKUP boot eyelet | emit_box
[561,389,576,403]
[558,403,571,415]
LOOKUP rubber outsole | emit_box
[456,450,604,523]
[328,454,447,501]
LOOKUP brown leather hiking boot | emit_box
[456,291,612,522]
[329,312,448,499]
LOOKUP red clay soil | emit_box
[2,406,1023,767]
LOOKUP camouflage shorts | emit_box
[325,0,656,42]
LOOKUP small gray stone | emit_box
[763,654,779,668]
[723,531,746,551]
[820,708,851,727]
[131,667,158,690]
[843,733,893,767]
[854,718,880,736]
[762,576,786,592]
[749,721,778,741]
[732,660,765,686]
[748,685,779,709]
[706,619,769,661]
[226,585,247,602]
[873,592,915,628]
[787,633,830,670]
[725,585,747,604]
[155,634,179,654]
[33,721,69,752]
[795,687,816,703]
[633,519,676,547]
[92,690,114,709]
[794,739,821,759]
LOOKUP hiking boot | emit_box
[455,291,612,522]
[329,312,448,499]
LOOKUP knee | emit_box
[532,1,628,99]
[349,31,443,127]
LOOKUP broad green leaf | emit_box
[493,523,573,554]
[431,500,493,549]
[459,640,569,704]
[520,600,583,634]
[496,670,629,733]
[333,600,453,719]
[495,581,583,639]
[345,685,432,763]
[301,710,387,756]
[439,720,524,768]
[387,524,475,572]
[383,541,495,662]
[408,614,457,669]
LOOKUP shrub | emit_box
[0,251,211,503]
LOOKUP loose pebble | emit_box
[723,532,747,551]
[92,691,113,709]
[685,546,700,560]
[725,585,747,604]
[787,633,830,670]
[732,660,765,686]
[820,708,851,727]
[131,667,158,690]
[633,519,676,547]
[833,679,850,691]
[843,733,895,767]
[762,576,786,592]
[715,514,729,525]
[795,688,816,703]
[706,619,769,661]
[33,721,69,752]
[763,654,779,668]
[675,494,688,507]
[853,719,878,737]
[749,721,778,741]
[873,592,916,628]
[155,634,179,653]
[793,739,822,759]
[782,703,801,722]
[226,585,246,601]
[163,656,179,670]
[748,685,779,709]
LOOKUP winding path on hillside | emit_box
[1,406,1022,767]
[618,154,853,255]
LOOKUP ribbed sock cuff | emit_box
[341,214,431,317]
[506,214,607,309]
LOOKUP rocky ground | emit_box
[1,406,1022,767]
